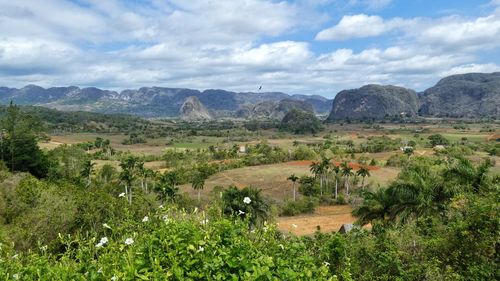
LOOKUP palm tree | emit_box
[388,167,443,223]
[119,169,135,204]
[341,162,354,195]
[287,174,299,201]
[221,186,269,227]
[136,161,146,190]
[143,168,155,192]
[310,161,326,196]
[357,166,371,189]
[332,165,340,198]
[119,156,138,204]
[192,172,206,202]
[352,188,396,225]
[157,172,179,203]
[321,157,333,193]
[81,160,95,187]
[99,164,116,184]
[443,156,492,193]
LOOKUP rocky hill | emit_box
[236,99,314,119]
[419,72,500,118]
[179,96,213,121]
[0,86,332,118]
[327,85,419,120]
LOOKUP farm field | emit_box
[277,205,356,236]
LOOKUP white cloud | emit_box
[441,63,500,77]
[230,41,312,68]
[0,0,498,97]
[0,38,79,72]
[417,15,500,51]
[315,14,414,40]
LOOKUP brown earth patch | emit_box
[277,205,356,236]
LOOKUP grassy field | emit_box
[179,161,400,202]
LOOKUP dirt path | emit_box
[277,205,355,236]
[487,134,500,141]
[220,173,246,188]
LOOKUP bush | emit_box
[280,197,318,216]
[385,154,408,167]
[0,209,340,280]
[293,145,317,160]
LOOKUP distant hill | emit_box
[237,99,315,120]
[419,72,500,118]
[326,72,500,121]
[180,96,213,121]
[0,85,332,118]
[0,105,148,133]
[327,85,419,120]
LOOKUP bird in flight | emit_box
[258,85,262,91]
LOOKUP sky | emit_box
[1,0,500,97]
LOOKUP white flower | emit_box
[197,246,204,252]
[162,215,170,222]
[111,276,117,281]
[159,204,164,209]
[96,237,108,248]
[124,238,134,245]
[118,192,125,197]
[142,216,149,222]
[12,273,19,280]
[201,219,209,225]
[278,244,284,250]
[323,261,331,266]
[243,197,252,204]
[292,224,298,228]
[238,210,245,215]
[102,223,112,229]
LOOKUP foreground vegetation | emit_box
[0,103,498,280]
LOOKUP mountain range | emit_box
[0,72,499,120]
[0,85,332,118]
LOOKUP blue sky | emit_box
[1,0,499,97]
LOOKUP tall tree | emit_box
[98,164,116,184]
[287,174,299,201]
[332,165,340,198]
[310,161,325,196]
[443,157,493,193]
[357,166,371,189]
[119,156,138,204]
[81,160,95,187]
[157,171,179,203]
[192,172,205,202]
[321,157,333,194]
[0,102,49,178]
[341,162,354,195]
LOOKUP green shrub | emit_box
[293,145,317,160]
[0,208,339,280]
[280,197,318,216]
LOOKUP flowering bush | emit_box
[0,207,350,280]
